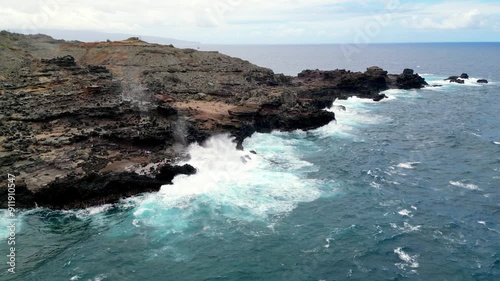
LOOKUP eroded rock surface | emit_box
[0,31,428,209]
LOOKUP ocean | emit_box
[1,43,499,281]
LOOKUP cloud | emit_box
[405,2,500,30]
[411,8,484,29]
[0,0,498,43]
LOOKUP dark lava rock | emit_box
[88,65,110,74]
[41,55,76,67]
[156,164,197,183]
[157,104,178,116]
[4,163,198,209]
[373,94,388,102]
[236,142,244,151]
[477,79,489,84]
[446,76,465,84]
[366,66,388,76]
[395,69,428,89]
[0,31,434,210]
[6,171,191,209]
[460,73,469,79]
[403,68,414,75]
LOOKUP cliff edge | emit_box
[0,31,427,209]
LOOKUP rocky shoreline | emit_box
[0,31,428,209]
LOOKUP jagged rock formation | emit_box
[446,73,489,84]
[0,31,428,209]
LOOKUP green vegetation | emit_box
[0,41,14,50]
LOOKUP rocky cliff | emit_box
[0,31,427,209]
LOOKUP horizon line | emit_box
[200,41,500,46]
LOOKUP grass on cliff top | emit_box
[0,41,16,50]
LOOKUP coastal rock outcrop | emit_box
[445,74,491,85]
[393,69,428,89]
[0,165,195,209]
[445,76,465,84]
[373,94,388,102]
[0,31,428,209]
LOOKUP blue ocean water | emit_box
[1,43,500,281]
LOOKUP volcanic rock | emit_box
[0,31,429,209]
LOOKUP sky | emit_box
[1,0,499,44]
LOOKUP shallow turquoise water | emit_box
[1,44,500,280]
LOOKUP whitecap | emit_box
[394,247,419,270]
[449,181,479,190]
[77,204,113,217]
[403,222,421,232]
[370,182,381,190]
[324,238,333,248]
[494,141,500,145]
[396,162,420,169]
[91,274,107,281]
[478,221,486,226]
[391,222,421,233]
[398,209,413,217]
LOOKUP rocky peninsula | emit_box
[0,31,427,209]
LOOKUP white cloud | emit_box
[405,2,500,30]
[0,0,498,43]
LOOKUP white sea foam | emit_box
[428,76,493,87]
[398,209,413,217]
[391,222,421,232]
[133,134,322,231]
[494,141,500,145]
[450,181,479,190]
[76,204,113,218]
[324,238,333,248]
[0,210,12,239]
[478,221,487,226]
[381,88,421,99]
[370,182,381,190]
[94,274,107,281]
[394,248,419,270]
[396,162,420,169]
[315,97,389,138]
